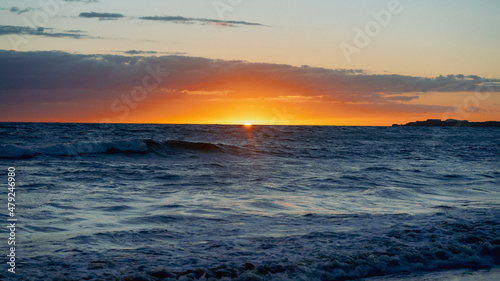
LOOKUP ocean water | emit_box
[1,123,499,280]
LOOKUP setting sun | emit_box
[244,123,252,126]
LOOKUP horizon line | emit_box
[2,121,500,127]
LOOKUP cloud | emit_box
[1,50,498,95]
[0,25,87,39]
[138,16,266,27]
[63,0,99,2]
[7,7,34,15]
[462,106,487,113]
[76,12,267,27]
[0,51,498,122]
[124,50,157,55]
[1,51,498,93]
[383,95,419,102]
[79,11,124,20]
[122,50,187,55]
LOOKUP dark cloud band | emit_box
[63,0,99,3]
[1,50,497,122]
[7,7,34,15]
[0,50,497,94]
[138,16,266,27]
[76,12,266,27]
[79,12,123,20]
[0,25,86,39]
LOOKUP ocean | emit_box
[1,123,499,280]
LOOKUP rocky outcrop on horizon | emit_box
[392,119,500,127]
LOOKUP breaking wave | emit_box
[0,139,251,159]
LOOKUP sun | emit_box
[244,122,252,126]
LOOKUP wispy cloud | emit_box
[0,25,87,39]
[76,11,267,27]
[123,50,187,55]
[124,50,158,55]
[63,0,99,3]
[79,11,123,20]
[5,7,35,15]
[138,16,267,27]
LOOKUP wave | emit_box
[146,139,226,153]
[10,210,500,280]
[0,139,251,159]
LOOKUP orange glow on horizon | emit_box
[4,72,499,126]
[84,72,500,125]
[81,92,500,126]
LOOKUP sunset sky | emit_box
[1,0,499,125]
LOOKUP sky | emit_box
[0,0,499,125]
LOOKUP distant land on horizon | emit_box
[393,119,500,127]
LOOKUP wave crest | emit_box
[0,139,245,159]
